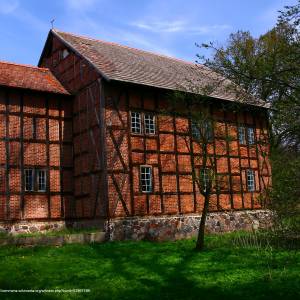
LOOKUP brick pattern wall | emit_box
[39,34,271,221]
[0,88,72,221]
[105,83,271,218]
[40,35,106,219]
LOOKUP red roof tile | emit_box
[52,29,266,107]
[0,61,69,95]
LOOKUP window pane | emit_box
[204,121,213,141]
[247,169,255,192]
[140,166,152,193]
[238,126,246,144]
[131,112,142,134]
[192,121,213,141]
[200,168,211,192]
[37,170,46,192]
[192,122,201,139]
[144,114,155,134]
[247,127,255,145]
[24,169,34,191]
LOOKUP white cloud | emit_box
[0,0,47,32]
[0,0,19,14]
[131,20,231,35]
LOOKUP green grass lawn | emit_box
[0,233,299,300]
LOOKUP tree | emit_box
[165,93,232,251]
[195,1,300,238]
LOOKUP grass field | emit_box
[0,232,299,300]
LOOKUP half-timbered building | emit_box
[0,29,272,239]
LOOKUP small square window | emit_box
[192,120,213,141]
[247,169,255,192]
[140,166,152,193]
[131,112,142,134]
[247,127,255,145]
[24,169,34,191]
[144,114,155,134]
[238,126,246,144]
[37,169,47,192]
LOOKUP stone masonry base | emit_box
[105,210,273,241]
[0,210,273,241]
[0,219,105,235]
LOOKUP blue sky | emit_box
[0,0,297,65]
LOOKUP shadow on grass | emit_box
[0,235,299,300]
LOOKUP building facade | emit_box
[0,30,272,239]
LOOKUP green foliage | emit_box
[270,150,300,234]
[197,1,300,238]
[199,20,300,151]
[0,233,299,300]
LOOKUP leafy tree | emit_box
[196,1,300,236]
[165,94,232,251]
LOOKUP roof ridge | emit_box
[52,29,198,67]
[0,60,49,72]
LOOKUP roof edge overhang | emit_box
[0,84,71,96]
[38,29,111,82]
[109,78,270,110]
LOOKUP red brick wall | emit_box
[104,82,271,218]
[0,87,72,221]
[40,34,106,219]
[39,33,271,221]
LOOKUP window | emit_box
[24,169,47,192]
[247,127,255,145]
[131,112,142,134]
[239,125,256,145]
[144,114,155,134]
[37,169,47,192]
[203,121,213,141]
[62,49,69,59]
[24,169,34,191]
[140,166,152,193]
[192,120,213,141]
[192,122,201,139]
[131,111,156,135]
[200,168,212,193]
[60,49,70,60]
[247,169,255,192]
[238,126,246,144]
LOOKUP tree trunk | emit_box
[195,194,210,251]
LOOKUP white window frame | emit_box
[247,127,255,145]
[24,169,34,192]
[238,126,246,144]
[131,112,142,134]
[140,165,152,193]
[200,168,212,193]
[246,169,255,192]
[144,114,156,135]
[36,169,47,192]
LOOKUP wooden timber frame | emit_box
[104,82,272,218]
[0,86,72,221]
[35,31,271,222]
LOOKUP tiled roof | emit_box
[0,61,69,95]
[52,29,266,107]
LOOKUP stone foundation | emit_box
[0,210,273,241]
[105,210,273,241]
[0,219,105,235]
